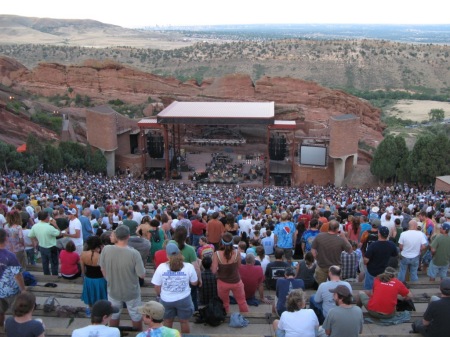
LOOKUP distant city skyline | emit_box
[2,0,449,28]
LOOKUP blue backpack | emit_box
[23,271,37,286]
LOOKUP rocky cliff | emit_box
[0,56,383,146]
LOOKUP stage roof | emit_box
[157,101,275,125]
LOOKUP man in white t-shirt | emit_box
[381,213,396,239]
[238,212,252,236]
[63,208,83,255]
[71,300,120,337]
[398,220,428,282]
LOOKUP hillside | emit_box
[0,16,449,94]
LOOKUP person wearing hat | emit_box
[363,226,398,290]
[274,266,305,316]
[322,285,363,337]
[398,220,428,282]
[358,267,412,319]
[63,208,83,255]
[412,277,450,337]
[99,225,146,331]
[427,222,450,281]
[71,300,120,337]
[151,242,198,334]
[136,301,180,337]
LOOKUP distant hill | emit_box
[0,15,449,94]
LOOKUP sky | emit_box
[2,0,449,28]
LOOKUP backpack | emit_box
[198,296,226,327]
[401,213,412,231]
[22,271,37,286]
[150,229,161,243]
[362,231,378,254]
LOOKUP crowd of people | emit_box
[0,170,450,337]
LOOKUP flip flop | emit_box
[44,283,57,288]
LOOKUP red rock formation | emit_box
[0,56,383,146]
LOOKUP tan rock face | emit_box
[0,56,383,146]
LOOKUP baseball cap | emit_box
[371,219,381,228]
[329,285,351,297]
[67,208,77,216]
[91,300,119,317]
[114,225,130,240]
[442,222,450,232]
[440,278,450,295]
[166,242,180,256]
[138,301,165,320]
[379,226,389,238]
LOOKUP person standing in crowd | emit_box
[28,211,60,275]
[274,212,296,264]
[301,218,320,255]
[363,226,398,290]
[311,220,352,285]
[79,208,94,241]
[151,243,198,334]
[322,285,363,337]
[261,229,274,255]
[64,208,83,255]
[71,300,120,337]
[412,277,450,337]
[123,211,139,236]
[212,232,249,314]
[428,222,450,282]
[4,292,44,337]
[99,225,146,331]
[358,267,412,319]
[191,214,206,249]
[207,212,225,250]
[137,301,181,337]
[81,236,107,318]
[295,251,317,289]
[0,228,26,327]
[4,209,26,269]
[198,256,217,306]
[398,220,428,282]
[272,289,319,337]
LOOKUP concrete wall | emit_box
[86,109,117,151]
[329,116,360,158]
[435,178,450,192]
[292,161,334,186]
[116,154,143,174]
[116,133,131,155]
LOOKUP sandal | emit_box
[44,283,57,288]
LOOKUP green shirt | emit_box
[431,234,450,266]
[28,221,60,248]
[169,240,197,263]
[123,219,138,236]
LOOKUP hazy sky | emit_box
[2,0,449,28]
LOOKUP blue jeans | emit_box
[364,270,375,290]
[427,261,449,279]
[398,255,420,282]
[191,234,202,250]
[309,294,324,324]
[39,246,59,275]
[25,249,36,265]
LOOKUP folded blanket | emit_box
[364,311,411,326]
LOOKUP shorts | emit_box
[0,294,18,314]
[108,294,142,322]
[282,248,293,261]
[427,261,449,279]
[160,295,194,320]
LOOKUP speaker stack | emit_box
[269,136,287,160]
[147,134,164,158]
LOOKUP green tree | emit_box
[59,141,86,170]
[43,144,63,172]
[394,136,410,182]
[26,133,44,160]
[428,108,445,122]
[89,149,107,174]
[409,134,450,184]
[370,135,399,183]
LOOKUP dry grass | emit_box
[386,100,450,122]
